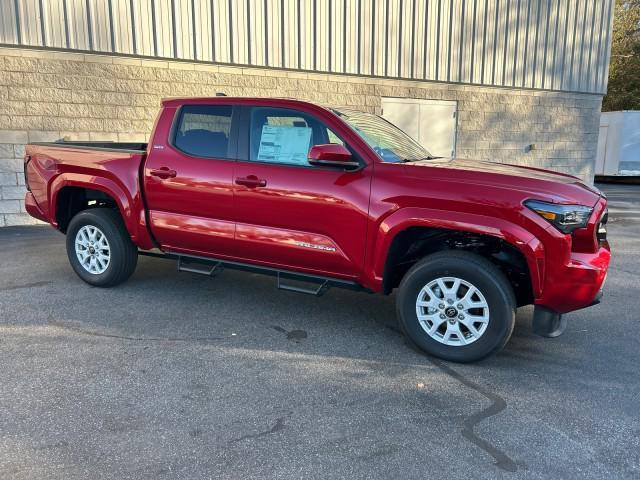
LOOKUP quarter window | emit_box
[249,107,344,166]
[174,105,233,158]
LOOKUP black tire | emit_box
[396,250,515,363]
[65,208,138,287]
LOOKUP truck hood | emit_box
[406,158,602,206]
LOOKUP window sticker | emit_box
[257,125,312,165]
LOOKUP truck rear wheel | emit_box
[396,251,515,363]
[65,209,138,287]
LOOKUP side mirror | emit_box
[308,144,359,169]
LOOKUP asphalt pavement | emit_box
[0,182,638,479]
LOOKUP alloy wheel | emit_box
[415,276,490,346]
[75,225,111,275]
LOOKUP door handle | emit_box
[149,167,177,179]
[235,175,267,188]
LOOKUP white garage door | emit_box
[381,98,457,158]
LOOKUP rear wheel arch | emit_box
[50,176,157,250]
[50,173,138,233]
[55,185,124,233]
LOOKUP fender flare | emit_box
[363,207,545,296]
[49,174,140,241]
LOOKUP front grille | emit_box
[597,209,608,243]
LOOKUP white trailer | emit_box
[596,111,640,176]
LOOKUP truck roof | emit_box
[161,96,329,110]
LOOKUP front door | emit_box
[232,106,371,280]
[143,104,237,258]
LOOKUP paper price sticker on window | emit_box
[257,125,312,165]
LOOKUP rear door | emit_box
[143,103,238,257]
[232,105,371,279]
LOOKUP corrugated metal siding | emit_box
[0,0,614,93]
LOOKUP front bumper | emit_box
[535,244,610,314]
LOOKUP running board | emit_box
[138,250,365,296]
[177,256,223,277]
[277,272,330,297]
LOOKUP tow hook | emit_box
[532,306,567,338]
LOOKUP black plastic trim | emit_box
[138,249,367,292]
[29,141,147,154]
[532,305,566,338]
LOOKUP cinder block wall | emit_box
[0,47,603,227]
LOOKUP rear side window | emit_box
[174,105,233,158]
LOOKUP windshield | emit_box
[333,108,433,163]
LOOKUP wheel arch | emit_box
[50,174,153,249]
[365,207,544,303]
[54,185,120,233]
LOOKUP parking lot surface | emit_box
[1,183,639,479]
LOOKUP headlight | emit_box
[524,200,593,234]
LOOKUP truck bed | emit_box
[24,140,149,241]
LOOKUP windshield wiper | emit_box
[402,156,440,162]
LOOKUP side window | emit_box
[249,107,344,166]
[327,130,344,146]
[174,105,233,158]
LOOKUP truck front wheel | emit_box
[396,251,516,363]
[65,209,138,287]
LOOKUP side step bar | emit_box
[177,256,224,277]
[139,249,364,297]
[277,272,330,296]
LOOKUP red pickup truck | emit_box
[23,97,610,362]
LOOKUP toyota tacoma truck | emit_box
[23,97,610,362]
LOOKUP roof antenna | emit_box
[216,92,227,96]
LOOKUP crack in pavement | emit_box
[228,417,286,444]
[47,312,514,467]
[272,325,308,341]
[376,322,518,471]
[430,358,518,473]
[47,320,225,343]
[0,281,51,291]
